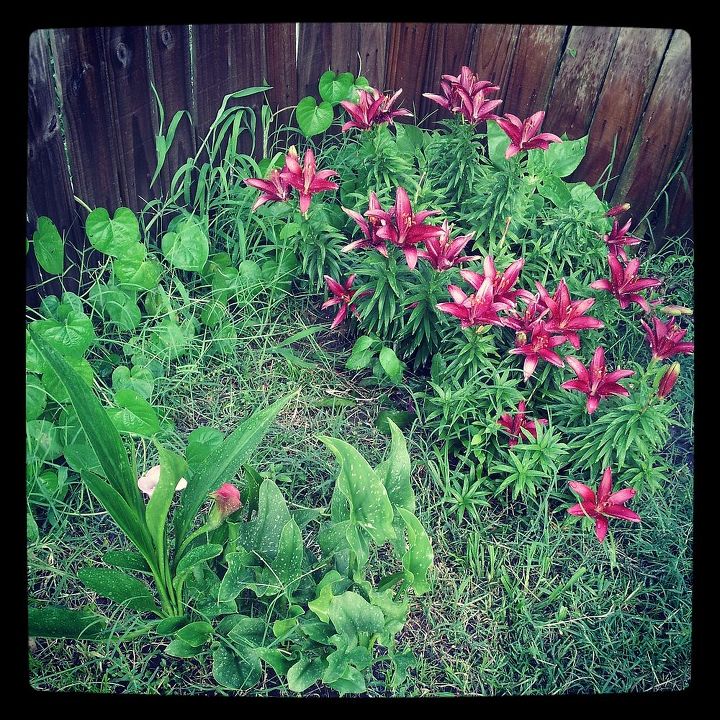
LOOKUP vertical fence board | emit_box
[418,23,476,122]
[543,26,620,139]
[573,27,672,195]
[100,26,157,208]
[263,23,297,156]
[385,23,433,119]
[469,23,520,106]
[357,23,389,90]
[147,25,195,198]
[27,29,81,304]
[502,24,568,120]
[50,27,124,213]
[297,23,333,100]
[611,30,692,231]
[665,132,693,239]
[192,24,267,158]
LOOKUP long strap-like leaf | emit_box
[29,328,142,514]
[174,391,296,549]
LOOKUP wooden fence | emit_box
[27,23,693,301]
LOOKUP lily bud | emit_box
[605,202,631,217]
[207,483,242,529]
[659,304,693,317]
[657,362,681,399]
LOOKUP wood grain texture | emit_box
[385,23,433,120]
[470,23,520,103]
[502,24,568,120]
[665,131,693,238]
[147,25,195,197]
[27,29,81,303]
[543,26,620,139]
[297,23,333,100]
[49,27,124,213]
[611,30,692,229]
[573,27,672,193]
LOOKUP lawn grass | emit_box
[27,272,693,696]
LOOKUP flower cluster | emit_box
[423,66,503,125]
[244,146,339,214]
[340,87,413,132]
[498,401,547,447]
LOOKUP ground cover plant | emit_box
[26,63,693,696]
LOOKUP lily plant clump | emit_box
[242,64,693,544]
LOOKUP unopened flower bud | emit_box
[605,202,631,217]
[659,304,693,317]
[657,362,681,399]
[207,483,242,529]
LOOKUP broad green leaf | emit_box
[148,317,194,361]
[286,655,326,693]
[78,567,159,613]
[487,120,511,168]
[165,638,205,658]
[268,519,304,595]
[111,365,154,399]
[26,420,63,462]
[296,96,334,137]
[86,207,141,258]
[237,478,291,560]
[318,70,355,105]
[397,507,433,595]
[218,548,256,603]
[41,355,93,404]
[570,182,605,214]
[33,216,64,275]
[155,615,189,635]
[30,311,96,359]
[63,442,102,475]
[368,587,409,644]
[186,426,225,471]
[212,643,262,690]
[319,436,396,546]
[103,550,151,574]
[28,605,108,639]
[161,214,209,271]
[538,176,572,209]
[175,393,295,544]
[374,410,415,435]
[346,344,375,371]
[388,649,417,689]
[256,647,293,676]
[177,621,213,647]
[375,418,415,520]
[328,591,385,648]
[174,543,223,587]
[379,346,404,384]
[545,134,588,177]
[27,510,40,543]
[107,388,160,437]
[326,664,367,695]
[145,444,188,556]
[323,639,372,685]
[26,376,47,420]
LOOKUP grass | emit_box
[27,273,693,696]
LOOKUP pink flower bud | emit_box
[657,362,681,399]
[659,304,693,317]
[211,483,242,519]
[605,202,631,217]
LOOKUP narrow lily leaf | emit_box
[28,606,108,639]
[78,567,159,613]
[175,392,295,546]
[146,444,188,556]
[29,329,140,511]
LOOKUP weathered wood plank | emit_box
[27,29,81,304]
[611,30,692,232]
[385,23,433,120]
[418,23,476,122]
[543,26,620,139]
[469,23,520,103]
[192,24,267,158]
[665,132,693,239]
[357,23,389,90]
[100,26,157,208]
[50,27,123,213]
[502,24,568,121]
[574,26,672,195]
[146,25,195,197]
[297,23,333,101]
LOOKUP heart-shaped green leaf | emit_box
[86,207,141,258]
[161,214,209,272]
[33,217,64,275]
[107,388,160,437]
[296,96,334,138]
[318,70,355,105]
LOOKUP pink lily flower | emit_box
[341,192,389,257]
[244,168,292,211]
[417,220,480,271]
[509,322,566,381]
[498,401,547,447]
[561,346,634,414]
[365,186,442,270]
[602,218,642,261]
[340,87,413,132]
[436,277,507,329]
[535,279,604,349]
[590,255,662,312]
[323,274,361,329]
[423,66,502,125]
[640,316,694,361]
[494,111,562,159]
[281,146,339,214]
[137,465,187,499]
[657,362,681,399]
[503,294,550,335]
[568,468,641,543]
[460,256,534,310]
